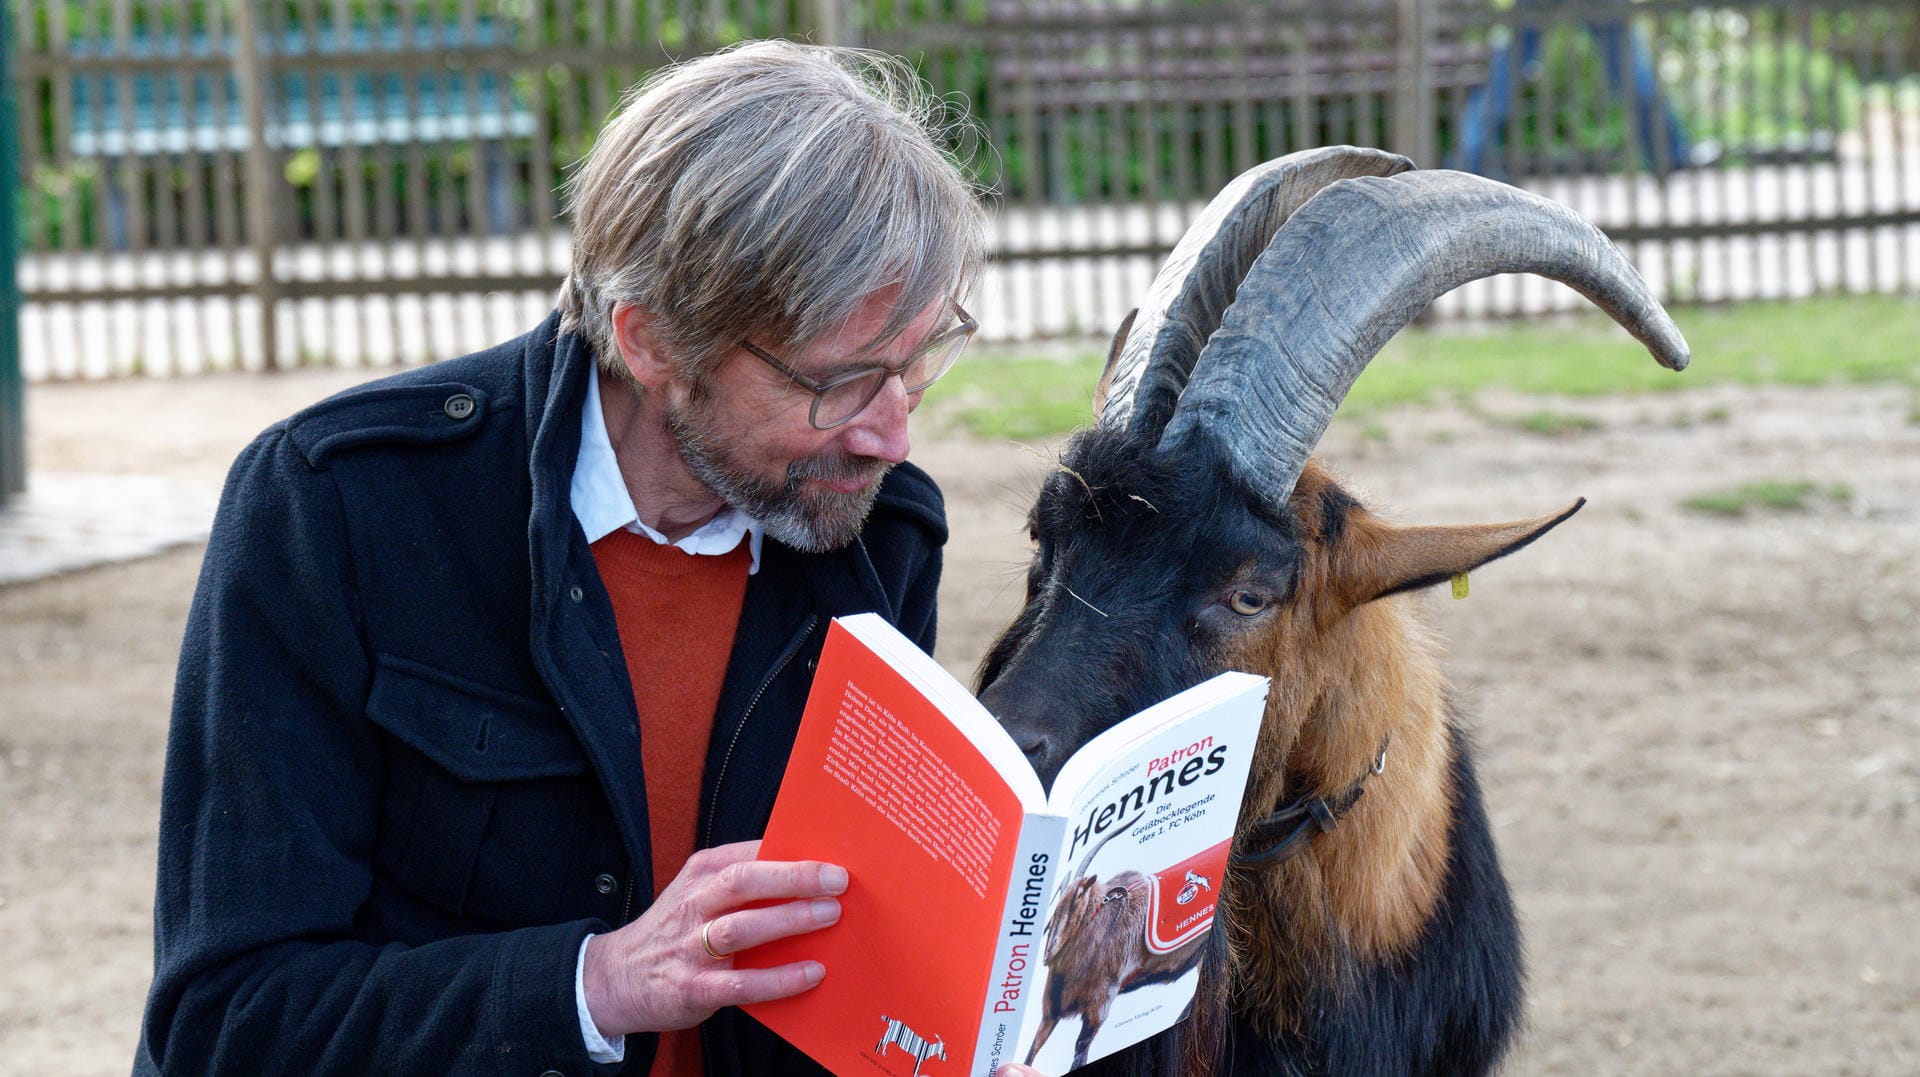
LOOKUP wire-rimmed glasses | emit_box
[741,302,978,430]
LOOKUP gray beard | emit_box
[666,392,891,554]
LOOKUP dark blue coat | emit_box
[135,312,947,1076]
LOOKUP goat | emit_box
[1025,816,1207,1070]
[875,1015,946,1077]
[976,147,1689,1076]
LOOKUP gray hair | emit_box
[557,40,987,380]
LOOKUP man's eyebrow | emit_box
[810,358,885,382]
[809,324,947,379]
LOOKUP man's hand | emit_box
[996,1065,1049,1077]
[581,840,845,1037]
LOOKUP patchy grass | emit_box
[1680,479,1851,517]
[926,294,1920,440]
[1497,410,1605,437]
[928,353,1105,441]
[1670,404,1734,428]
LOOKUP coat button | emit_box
[539,1071,565,1077]
[443,393,476,420]
[805,654,818,672]
[595,873,617,895]
[568,585,584,602]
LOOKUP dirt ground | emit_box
[2,365,1916,1075]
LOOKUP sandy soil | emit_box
[2,367,1916,1075]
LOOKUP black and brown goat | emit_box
[976,147,1690,1076]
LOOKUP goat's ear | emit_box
[1091,308,1138,416]
[1335,499,1586,609]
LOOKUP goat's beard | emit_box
[667,386,890,554]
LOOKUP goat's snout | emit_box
[997,715,1059,783]
[1007,725,1052,766]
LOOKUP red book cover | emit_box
[743,619,1031,1077]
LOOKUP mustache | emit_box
[787,450,890,487]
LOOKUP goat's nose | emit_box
[1010,728,1052,765]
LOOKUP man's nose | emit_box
[840,374,915,464]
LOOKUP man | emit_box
[136,41,984,1075]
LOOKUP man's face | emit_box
[666,291,950,553]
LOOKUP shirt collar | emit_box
[571,367,765,573]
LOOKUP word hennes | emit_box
[1065,740,1230,863]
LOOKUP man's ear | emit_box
[610,302,677,389]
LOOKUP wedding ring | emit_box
[700,920,730,961]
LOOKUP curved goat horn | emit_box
[1100,146,1414,434]
[1068,809,1144,884]
[1158,170,1690,503]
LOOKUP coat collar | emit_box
[571,368,765,571]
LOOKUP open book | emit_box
[741,613,1267,1077]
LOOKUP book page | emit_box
[1017,672,1267,1072]
[744,618,1037,1077]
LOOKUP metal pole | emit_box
[1,0,25,498]
[232,0,281,369]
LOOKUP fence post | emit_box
[812,0,859,48]
[1,0,25,499]
[1393,0,1436,167]
[232,0,281,370]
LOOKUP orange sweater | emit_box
[590,527,752,1077]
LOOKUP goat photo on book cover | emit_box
[1023,809,1235,1069]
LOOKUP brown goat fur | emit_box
[1214,462,1579,1033]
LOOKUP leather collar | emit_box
[1230,738,1390,868]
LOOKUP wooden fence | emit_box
[8,0,1919,379]
[2,1,21,491]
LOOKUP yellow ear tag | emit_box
[1451,572,1470,600]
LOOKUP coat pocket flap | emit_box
[366,656,588,782]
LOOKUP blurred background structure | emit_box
[2,1,22,499]
[4,0,1917,381]
[5,8,1919,1073]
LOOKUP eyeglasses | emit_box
[741,302,978,430]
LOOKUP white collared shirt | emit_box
[570,366,765,573]
[569,366,766,1063]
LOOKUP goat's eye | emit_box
[1227,590,1268,616]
